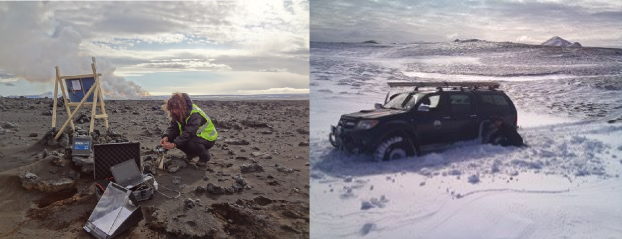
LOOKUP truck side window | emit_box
[480,94,509,107]
[423,95,441,111]
[450,94,472,113]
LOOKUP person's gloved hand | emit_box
[162,142,176,150]
[159,136,168,146]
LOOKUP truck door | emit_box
[445,93,478,141]
[413,93,450,145]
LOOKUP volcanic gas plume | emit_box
[0,2,149,99]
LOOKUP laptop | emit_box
[110,159,152,189]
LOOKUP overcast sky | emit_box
[0,1,309,98]
[311,0,621,48]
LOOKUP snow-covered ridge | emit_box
[542,36,582,47]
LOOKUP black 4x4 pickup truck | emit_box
[329,81,518,161]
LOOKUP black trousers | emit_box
[167,135,215,162]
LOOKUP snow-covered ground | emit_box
[309,41,622,238]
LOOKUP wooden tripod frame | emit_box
[52,62,109,139]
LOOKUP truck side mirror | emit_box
[374,103,383,109]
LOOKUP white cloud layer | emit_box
[0,1,309,98]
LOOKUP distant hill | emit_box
[453,38,484,43]
[362,40,379,44]
[542,36,582,47]
[6,91,55,98]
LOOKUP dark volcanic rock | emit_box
[296,128,309,134]
[240,163,263,173]
[143,160,156,175]
[234,174,247,186]
[2,122,17,129]
[206,183,226,194]
[275,164,293,173]
[224,139,250,145]
[18,171,75,193]
[184,198,196,210]
[72,155,94,174]
[241,120,270,128]
[72,155,93,166]
[49,156,67,167]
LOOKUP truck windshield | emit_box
[383,93,421,110]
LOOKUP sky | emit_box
[0,1,309,98]
[310,0,622,48]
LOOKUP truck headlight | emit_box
[355,120,379,130]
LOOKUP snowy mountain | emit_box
[542,36,582,47]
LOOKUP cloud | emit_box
[0,1,309,98]
[311,0,622,47]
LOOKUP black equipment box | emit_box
[72,135,92,156]
[95,179,153,202]
[110,159,154,202]
[93,142,141,180]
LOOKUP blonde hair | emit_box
[163,92,188,123]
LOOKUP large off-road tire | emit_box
[373,135,416,162]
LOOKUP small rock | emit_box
[2,122,17,129]
[361,201,374,210]
[29,133,38,137]
[196,186,206,193]
[58,133,69,148]
[49,156,67,167]
[72,155,93,166]
[298,142,309,146]
[206,183,226,194]
[184,198,195,209]
[224,139,250,145]
[234,174,247,186]
[275,164,293,173]
[168,166,180,174]
[143,161,156,175]
[172,176,181,185]
[171,159,187,168]
[296,128,309,134]
[468,174,480,184]
[240,163,263,173]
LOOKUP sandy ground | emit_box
[0,96,310,238]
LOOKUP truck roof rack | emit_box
[387,81,500,90]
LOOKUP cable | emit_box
[145,173,181,199]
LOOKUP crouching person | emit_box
[486,116,524,147]
[160,92,218,166]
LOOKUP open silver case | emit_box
[83,182,143,239]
